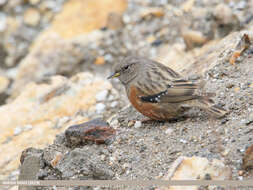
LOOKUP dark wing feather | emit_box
[138,58,204,103]
[140,79,201,103]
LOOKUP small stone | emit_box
[147,36,156,43]
[242,144,253,170]
[230,34,251,65]
[238,170,244,176]
[162,156,231,184]
[234,87,240,92]
[23,125,33,131]
[141,7,165,19]
[165,128,173,135]
[106,12,124,30]
[56,116,70,128]
[29,0,40,5]
[151,39,163,47]
[213,4,234,25]
[95,90,108,101]
[14,127,22,136]
[110,101,118,108]
[0,13,6,31]
[0,0,6,6]
[122,14,131,24]
[65,118,116,146]
[182,30,207,50]
[181,0,195,12]
[51,153,63,167]
[94,56,106,65]
[128,120,135,127]
[23,8,41,26]
[222,149,230,156]
[180,139,187,144]
[96,103,106,113]
[134,121,142,128]
[226,83,234,89]
[104,54,113,62]
[0,76,9,93]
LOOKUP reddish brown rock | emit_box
[242,144,253,170]
[65,118,116,146]
[230,33,251,65]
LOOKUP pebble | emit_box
[0,76,9,93]
[165,128,173,135]
[245,112,253,125]
[104,54,113,62]
[140,7,165,19]
[110,101,118,108]
[243,144,253,170]
[238,170,244,176]
[134,121,142,128]
[95,90,108,101]
[213,3,234,25]
[23,8,41,26]
[96,103,106,113]
[108,95,115,101]
[122,14,131,24]
[238,176,243,180]
[94,56,105,65]
[0,13,6,31]
[29,0,40,5]
[182,29,207,50]
[179,139,187,144]
[65,118,116,146]
[128,120,135,127]
[14,127,22,136]
[24,125,33,131]
[0,0,6,6]
[56,116,70,128]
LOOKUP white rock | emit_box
[0,0,6,5]
[95,90,108,101]
[57,116,70,127]
[179,139,187,144]
[134,121,142,128]
[0,13,6,31]
[165,128,173,135]
[123,14,131,23]
[158,156,231,190]
[110,101,118,108]
[24,124,33,131]
[14,127,22,136]
[108,94,115,101]
[96,103,106,113]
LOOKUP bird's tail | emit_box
[197,97,227,118]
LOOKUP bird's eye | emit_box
[123,65,129,70]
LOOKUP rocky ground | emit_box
[1,0,253,190]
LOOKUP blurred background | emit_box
[0,0,253,185]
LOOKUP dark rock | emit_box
[65,118,116,147]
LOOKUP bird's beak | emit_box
[107,72,120,79]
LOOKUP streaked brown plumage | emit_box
[108,56,227,121]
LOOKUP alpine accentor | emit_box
[108,56,227,121]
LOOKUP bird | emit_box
[108,56,227,121]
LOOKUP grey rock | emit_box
[19,148,44,190]
[56,148,114,179]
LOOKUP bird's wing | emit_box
[137,58,207,103]
[140,79,202,103]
